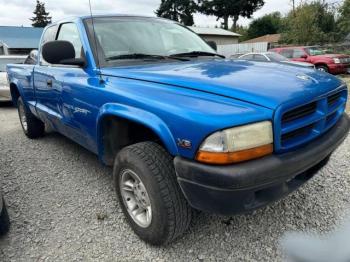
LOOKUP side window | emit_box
[253,54,268,62]
[41,26,58,45]
[292,49,306,58]
[280,49,293,59]
[57,23,83,59]
[40,25,58,65]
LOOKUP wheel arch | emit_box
[314,63,329,70]
[96,103,179,166]
[9,82,21,106]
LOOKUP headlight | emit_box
[196,121,273,165]
[334,58,341,64]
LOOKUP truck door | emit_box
[34,24,62,125]
[49,22,97,152]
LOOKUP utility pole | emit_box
[292,0,296,16]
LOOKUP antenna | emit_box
[88,0,103,83]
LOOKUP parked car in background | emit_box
[230,53,245,59]
[0,189,10,236]
[0,56,26,102]
[270,46,350,74]
[235,52,315,68]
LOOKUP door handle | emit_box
[47,79,53,87]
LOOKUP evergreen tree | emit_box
[198,0,264,30]
[31,0,52,28]
[338,0,350,36]
[156,0,197,26]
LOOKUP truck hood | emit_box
[101,59,344,109]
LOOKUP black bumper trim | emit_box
[174,114,350,215]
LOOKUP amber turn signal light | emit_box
[196,144,273,165]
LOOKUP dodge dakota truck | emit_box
[7,15,350,245]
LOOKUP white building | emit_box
[188,26,240,46]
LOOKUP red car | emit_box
[270,46,350,74]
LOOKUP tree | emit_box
[30,0,52,28]
[246,12,283,39]
[156,0,197,26]
[281,1,339,45]
[338,0,350,36]
[198,0,265,30]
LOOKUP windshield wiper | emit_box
[106,53,189,62]
[170,51,225,59]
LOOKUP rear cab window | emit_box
[280,49,293,59]
[292,49,307,58]
[56,23,84,59]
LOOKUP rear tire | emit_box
[17,97,45,139]
[0,198,10,236]
[113,142,192,246]
[316,65,329,73]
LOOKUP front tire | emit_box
[316,65,329,73]
[17,97,45,139]
[0,198,10,236]
[113,142,192,246]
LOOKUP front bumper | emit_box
[0,85,11,102]
[175,114,350,215]
[328,63,349,74]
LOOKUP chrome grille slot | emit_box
[282,102,317,123]
[281,124,314,142]
[328,92,341,107]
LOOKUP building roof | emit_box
[0,26,43,49]
[242,34,281,44]
[188,26,240,37]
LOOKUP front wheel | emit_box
[17,97,45,139]
[0,198,10,236]
[316,65,329,73]
[113,142,193,246]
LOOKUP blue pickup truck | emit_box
[7,15,350,245]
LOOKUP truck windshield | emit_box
[84,17,215,66]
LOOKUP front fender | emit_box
[96,103,179,160]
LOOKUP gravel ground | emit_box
[343,75,350,113]
[0,97,349,261]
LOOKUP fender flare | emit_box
[96,103,179,162]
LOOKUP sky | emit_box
[0,0,328,29]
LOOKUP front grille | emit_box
[340,57,350,64]
[277,89,347,151]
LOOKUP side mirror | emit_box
[42,40,85,67]
[207,41,217,51]
[300,54,308,59]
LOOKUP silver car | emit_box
[0,56,26,102]
[0,189,10,235]
[234,52,315,69]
